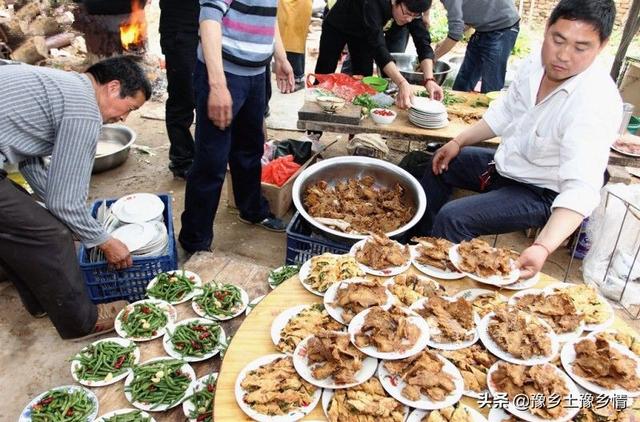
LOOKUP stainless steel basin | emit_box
[93,124,136,174]
[391,53,452,86]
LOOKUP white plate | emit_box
[508,289,585,343]
[411,97,447,114]
[321,385,410,420]
[146,270,202,305]
[297,255,334,297]
[268,265,300,290]
[235,354,321,421]
[544,282,615,332]
[192,284,249,321]
[324,278,394,325]
[270,304,318,352]
[182,373,218,422]
[487,408,512,422]
[245,295,265,316]
[478,311,559,365]
[378,355,464,410]
[500,272,540,290]
[449,245,520,286]
[19,385,99,422]
[111,223,155,253]
[162,317,226,362]
[407,405,488,422]
[409,117,449,130]
[292,334,378,389]
[70,337,140,387]
[486,361,581,422]
[410,297,479,351]
[124,357,196,411]
[410,245,465,280]
[115,299,177,342]
[95,409,157,422]
[561,337,640,397]
[112,193,165,224]
[348,306,430,360]
[350,239,412,277]
[612,143,640,158]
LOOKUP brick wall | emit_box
[517,0,633,28]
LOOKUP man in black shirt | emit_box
[159,0,199,179]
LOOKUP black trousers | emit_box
[315,21,374,76]
[0,171,97,339]
[160,30,199,175]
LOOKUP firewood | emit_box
[10,36,48,64]
[27,16,61,36]
[45,32,74,49]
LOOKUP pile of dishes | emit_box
[409,97,449,129]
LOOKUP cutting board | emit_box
[298,100,362,125]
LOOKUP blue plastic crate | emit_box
[285,212,351,265]
[78,194,177,304]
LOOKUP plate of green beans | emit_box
[19,385,99,422]
[146,270,202,305]
[162,318,226,362]
[192,282,249,321]
[70,337,140,387]
[115,299,177,342]
[124,357,196,412]
[182,373,218,422]
[95,408,156,422]
[268,265,300,290]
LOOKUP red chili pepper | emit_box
[207,384,215,393]
[197,412,212,421]
[214,291,227,300]
[191,340,202,350]
[389,376,398,387]
[373,109,394,116]
[141,306,151,314]
[192,325,206,332]
[66,408,74,417]
[38,397,54,406]
[199,332,211,340]
[113,355,127,369]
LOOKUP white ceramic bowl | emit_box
[370,108,397,125]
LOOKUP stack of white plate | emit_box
[409,97,449,129]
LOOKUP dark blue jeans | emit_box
[179,61,270,252]
[453,22,520,93]
[415,147,557,242]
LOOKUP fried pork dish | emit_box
[277,304,343,353]
[304,253,364,293]
[414,296,476,343]
[595,329,640,356]
[333,280,389,323]
[303,176,414,234]
[355,233,410,270]
[512,291,584,334]
[470,292,507,319]
[326,377,405,422]
[383,350,456,402]
[442,345,498,394]
[388,273,445,306]
[412,237,458,271]
[354,305,421,353]
[552,284,611,325]
[572,338,640,391]
[306,331,366,385]
[488,306,553,359]
[457,238,514,277]
[490,362,569,419]
[241,356,316,416]
[422,404,474,422]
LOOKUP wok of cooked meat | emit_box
[326,377,405,422]
[457,239,515,278]
[442,344,498,394]
[388,273,445,306]
[332,279,389,323]
[354,305,421,353]
[572,338,640,391]
[306,331,366,385]
[512,291,583,334]
[355,233,410,270]
[277,304,343,353]
[414,296,476,344]
[487,306,553,360]
[412,236,458,272]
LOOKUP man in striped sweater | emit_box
[179,0,295,253]
[0,56,151,340]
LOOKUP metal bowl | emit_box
[391,53,452,86]
[292,156,427,242]
[93,124,136,173]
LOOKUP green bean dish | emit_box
[73,340,137,383]
[125,360,192,409]
[119,302,168,339]
[184,374,217,422]
[194,282,244,318]
[29,389,96,422]
[147,271,197,303]
[102,410,151,422]
[169,321,221,358]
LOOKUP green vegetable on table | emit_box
[73,341,136,382]
[194,282,243,318]
[125,359,192,409]
[185,374,217,422]
[352,94,387,116]
[169,321,221,357]
[269,265,300,287]
[415,88,466,106]
[119,302,168,338]
[147,270,197,303]
[30,389,95,422]
[103,410,151,422]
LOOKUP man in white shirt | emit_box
[416,0,622,279]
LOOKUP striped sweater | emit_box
[0,64,108,248]
[198,0,277,75]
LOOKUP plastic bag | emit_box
[261,140,277,165]
[273,139,313,165]
[306,73,376,102]
[261,155,301,187]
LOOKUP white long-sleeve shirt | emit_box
[483,50,623,218]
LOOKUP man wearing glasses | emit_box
[315,0,443,108]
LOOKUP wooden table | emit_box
[214,270,639,421]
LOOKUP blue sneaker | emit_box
[238,216,286,232]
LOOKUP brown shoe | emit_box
[70,300,129,342]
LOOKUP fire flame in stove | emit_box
[120,0,146,50]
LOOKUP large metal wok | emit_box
[93,124,136,174]
[391,53,452,85]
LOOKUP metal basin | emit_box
[292,156,427,242]
[391,53,452,86]
[93,124,136,173]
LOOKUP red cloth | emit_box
[261,155,301,187]
[306,73,376,102]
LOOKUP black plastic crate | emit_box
[285,212,351,265]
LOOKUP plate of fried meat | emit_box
[407,404,489,422]
[544,283,614,332]
[441,344,498,398]
[487,361,580,422]
[324,278,394,325]
[449,239,520,286]
[271,304,344,354]
[453,289,508,319]
[378,349,464,410]
[293,331,378,389]
[350,233,412,276]
[411,296,479,351]
[349,305,430,360]
[384,273,446,307]
[410,237,465,280]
